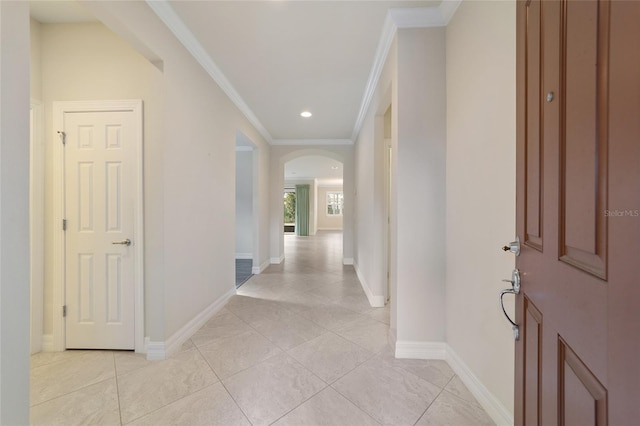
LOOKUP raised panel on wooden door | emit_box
[524,0,544,251]
[558,337,607,426]
[559,0,609,279]
[524,298,542,426]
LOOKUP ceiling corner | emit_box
[351,2,461,143]
[439,0,463,25]
[350,12,396,142]
[145,0,273,145]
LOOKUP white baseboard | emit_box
[353,261,385,307]
[145,287,236,361]
[395,340,447,360]
[445,345,514,426]
[318,227,343,231]
[270,254,285,264]
[252,259,269,274]
[389,327,397,348]
[342,257,354,265]
[388,340,513,426]
[41,334,54,352]
[144,338,166,361]
[235,253,253,260]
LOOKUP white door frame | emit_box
[30,99,45,354]
[52,100,145,353]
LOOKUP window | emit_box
[326,192,344,216]
[283,190,296,223]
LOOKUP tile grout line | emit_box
[329,380,384,425]
[112,352,124,426]
[411,375,455,426]
[116,347,218,424]
[29,351,117,408]
[263,357,330,426]
[193,339,254,426]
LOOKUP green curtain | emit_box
[295,184,310,236]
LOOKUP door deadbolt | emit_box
[502,236,520,256]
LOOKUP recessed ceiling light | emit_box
[331,166,339,170]
[300,111,312,118]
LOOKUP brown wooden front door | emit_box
[515,0,640,424]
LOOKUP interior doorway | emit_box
[283,155,344,239]
[235,132,258,288]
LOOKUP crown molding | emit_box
[350,12,396,143]
[439,0,463,25]
[147,0,462,148]
[146,0,273,144]
[271,139,353,146]
[351,1,462,142]
[390,7,446,28]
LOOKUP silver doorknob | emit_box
[499,268,521,341]
[112,238,132,246]
[501,269,521,293]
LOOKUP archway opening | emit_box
[283,155,344,238]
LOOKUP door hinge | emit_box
[62,219,67,231]
[62,305,67,317]
[57,131,66,145]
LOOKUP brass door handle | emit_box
[111,238,131,246]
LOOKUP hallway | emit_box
[29,232,493,425]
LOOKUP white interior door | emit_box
[64,109,137,349]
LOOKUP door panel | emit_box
[65,110,136,350]
[516,0,640,424]
[559,0,609,278]
[558,338,608,426]
[523,298,541,426]
[524,0,543,251]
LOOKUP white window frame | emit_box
[326,191,344,216]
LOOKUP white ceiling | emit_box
[285,156,343,186]
[29,0,455,145]
[166,0,439,142]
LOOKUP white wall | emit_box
[446,0,516,415]
[46,2,272,347]
[317,185,343,230]
[395,28,447,344]
[354,28,447,335]
[31,20,160,340]
[235,150,253,257]
[30,18,42,100]
[354,37,396,313]
[353,5,515,421]
[0,2,31,423]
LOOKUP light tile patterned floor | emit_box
[30,231,494,426]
